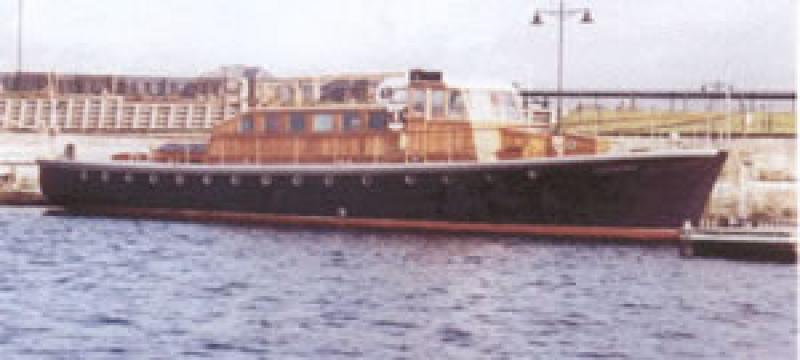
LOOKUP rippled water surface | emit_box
[0,207,796,359]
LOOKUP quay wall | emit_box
[0,132,207,190]
[606,136,796,224]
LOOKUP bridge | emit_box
[519,89,795,100]
[519,89,796,111]
[0,161,37,167]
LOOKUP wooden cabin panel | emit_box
[403,119,476,160]
[498,128,550,159]
[561,135,601,156]
[339,137,363,157]
[497,130,602,159]
[214,118,241,134]
[208,132,406,163]
[364,135,385,157]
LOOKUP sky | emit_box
[0,0,796,90]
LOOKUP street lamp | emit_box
[701,81,734,146]
[15,0,24,92]
[531,1,593,134]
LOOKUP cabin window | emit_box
[300,82,316,105]
[448,90,466,118]
[289,113,306,132]
[410,89,426,116]
[368,112,387,130]
[342,112,361,131]
[312,114,335,132]
[320,80,347,103]
[264,114,281,133]
[431,90,446,118]
[240,115,254,133]
[279,86,295,106]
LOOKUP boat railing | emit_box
[109,123,726,166]
[565,110,737,154]
[698,215,798,233]
[206,129,485,165]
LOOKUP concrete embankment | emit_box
[606,136,796,225]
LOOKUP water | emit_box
[0,207,795,359]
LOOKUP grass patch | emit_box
[560,110,795,135]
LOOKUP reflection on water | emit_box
[0,207,796,359]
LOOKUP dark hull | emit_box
[38,150,727,232]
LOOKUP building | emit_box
[0,66,265,132]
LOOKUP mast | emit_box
[556,0,564,134]
[15,0,23,91]
[17,0,23,73]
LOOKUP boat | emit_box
[37,70,727,239]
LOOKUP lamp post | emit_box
[701,81,734,146]
[14,0,23,92]
[531,1,593,134]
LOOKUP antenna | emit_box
[17,0,23,73]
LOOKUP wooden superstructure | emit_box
[123,70,606,163]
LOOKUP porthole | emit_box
[100,171,110,183]
[291,175,303,187]
[202,175,212,186]
[260,175,272,186]
[79,170,89,182]
[323,175,334,187]
[404,175,416,185]
[124,173,134,183]
[527,170,538,179]
[230,175,241,186]
[175,174,185,186]
[361,175,372,187]
[148,174,158,185]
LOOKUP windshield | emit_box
[463,89,525,123]
[377,86,528,123]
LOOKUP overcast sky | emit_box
[0,0,795,89]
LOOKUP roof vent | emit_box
[409,69,443,83]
